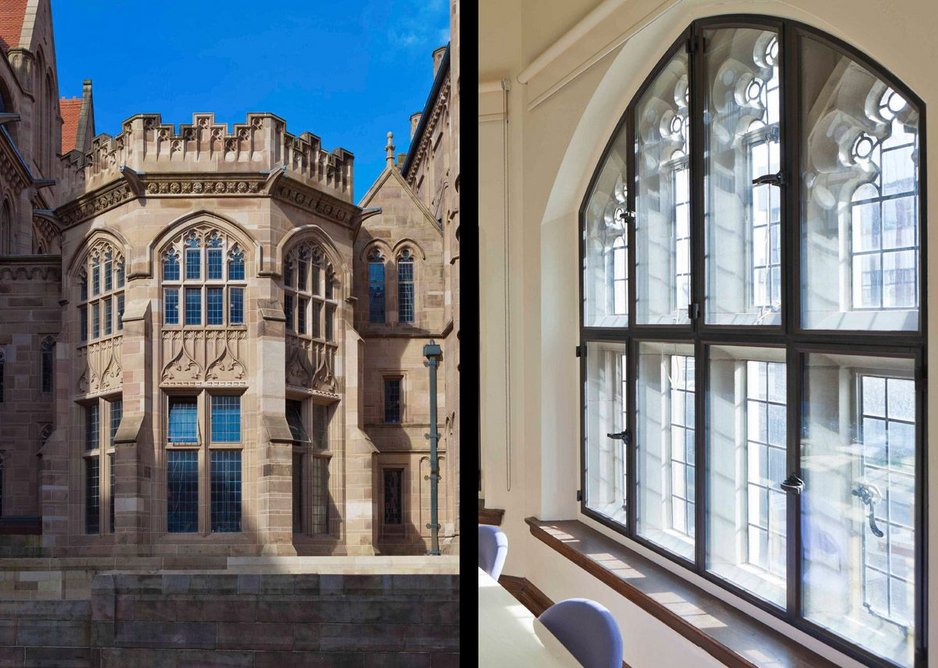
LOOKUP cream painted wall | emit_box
[479,0,938,666]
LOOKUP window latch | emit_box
[752,172,784,187]
[606,430,630,444]
[779,474,804,494]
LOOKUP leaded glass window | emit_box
[85,458,99,534]
[383,468,403,525]
[161,228,248,328]
[168,397,198,444]
[40,336,54,394]
[368,248,386,323]
[211,395,241,443]
[167,450,198,533]
[398,249,415,324]
[210,450,241,532]
[283,240,338,346]
[384,378,402,424]
[77,240,125,344]
[85,403,99,451]
[310,456,330,534]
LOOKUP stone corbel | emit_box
[114,413,144,446]
[261,163,287,195]
[119,165,145,198]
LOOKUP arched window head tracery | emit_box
[160,226,247,327]
[77,239,125,344]
[283,240,338,341]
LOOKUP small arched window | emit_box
[367,248,386,323]
[397,249,415,324]
[40,336,55,394]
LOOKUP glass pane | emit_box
[167,397,198,443]
[584,341,627,525]
[704,29,782,326]
[635,341,695,560]
[803,353,916,666]
[85,457,100,534]
[207,287,224,325]
[311,456,330,534]
[369,262,386,323]
[211,395,241,442]
[707,346,786,607]
[210,450,241,533]
[167,450,198,533]
[635,50,690,325]
[801,37,919,331]
[583,124,629,328]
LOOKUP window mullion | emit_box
[688,24,707,574]
[781,23,802,624]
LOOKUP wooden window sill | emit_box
[478,499,504,526]
[525,517,838,668]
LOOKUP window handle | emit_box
[752,172,784,187]
[852,483,885,538]
[779,474,804,494]
[606,430,630,444]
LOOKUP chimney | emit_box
[410,112,422,139]
[432,46,447,77]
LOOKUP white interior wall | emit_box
[479,0,938,665]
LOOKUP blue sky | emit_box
[51,0,450,200]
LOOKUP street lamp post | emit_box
[423,340,442,555]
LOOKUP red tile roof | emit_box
[0,0,27,51]
[60,97,82,154]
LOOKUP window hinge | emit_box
[688,303,700,320]
[752,171,784,187]
[687,35,706,54]
[575,345,586,358]
[576,489,582,502]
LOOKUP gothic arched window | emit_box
[367,248,386,324]
[283,241,338,341]
[579,18,923,668]
[397,249,415,324]
[160,228,246,327]
[77,240,125,343]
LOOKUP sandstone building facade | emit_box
[0,0,459,558]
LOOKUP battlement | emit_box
[59,113,354,202]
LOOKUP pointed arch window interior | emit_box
[40,336,55,394]
[579,18,924,668]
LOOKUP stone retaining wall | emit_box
[0,571,459,667]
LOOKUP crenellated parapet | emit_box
[58,113,354,204]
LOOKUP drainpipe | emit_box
[423,340,443,555]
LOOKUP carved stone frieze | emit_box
[56,182,133,228]
[161,329,247,386]
[143,177,264,197]
[274,181,356,227]
[285,335,337,396]
[76,336,123,395]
